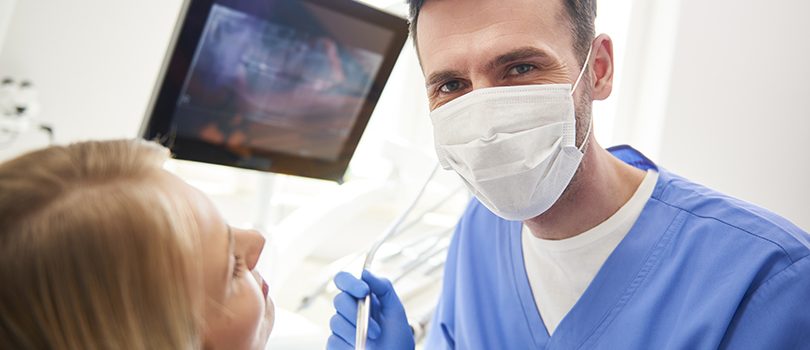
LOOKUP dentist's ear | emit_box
[590,34,615,101]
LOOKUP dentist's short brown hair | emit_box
[407,0,597,61]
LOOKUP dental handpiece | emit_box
[355,163,438,350]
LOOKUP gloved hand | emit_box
[327,270,415,350]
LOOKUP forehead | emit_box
[416,0,574,73]
[158,171,221,228]
[157,171,228,291]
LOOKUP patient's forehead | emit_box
[156,170,230,296]
[155,170,222,229]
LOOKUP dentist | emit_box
[328,0,810,349]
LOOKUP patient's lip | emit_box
[261,279,269,298]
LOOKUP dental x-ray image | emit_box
[175,2,384,161]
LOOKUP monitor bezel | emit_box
[141,0,409,182]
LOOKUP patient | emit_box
[0,139,273,349]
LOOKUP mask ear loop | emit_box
[571,44,594,153]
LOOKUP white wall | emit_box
[655,0,810,230]
[0,0,184,160]
[0,0,15,51]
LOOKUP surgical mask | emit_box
[430,47,593,221]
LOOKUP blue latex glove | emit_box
[327,270,415,350]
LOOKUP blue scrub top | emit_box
[425,145,810,350]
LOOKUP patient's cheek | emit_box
[260,292,276,344]
[204,279,269,350]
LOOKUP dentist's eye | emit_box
[439,80,464,94]
[507,64,536,76]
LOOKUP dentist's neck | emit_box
[523,138,646,240]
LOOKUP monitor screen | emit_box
[142,0,408,181]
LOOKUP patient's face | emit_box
[160,172,274,349]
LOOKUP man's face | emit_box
[416,0,587,111]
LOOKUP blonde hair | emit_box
[0,139,203,349]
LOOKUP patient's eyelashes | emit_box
[232,255,244,279]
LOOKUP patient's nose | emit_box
[234,229,265,270]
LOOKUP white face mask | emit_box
[430,46,593,221]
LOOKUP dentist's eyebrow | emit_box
[425,47,557,87]
[426,69,466,87]
[486,46,557,71]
